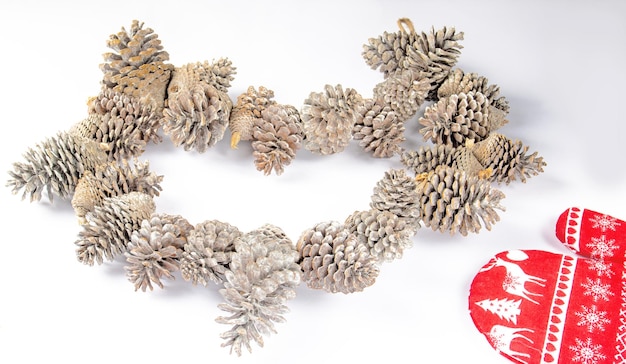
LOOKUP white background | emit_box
[1,1,625,363]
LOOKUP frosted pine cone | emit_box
[416,166,505,236]
[353,102,404,158]
[71,159,163,224]
[216,224,301,356]
[180,220,242,286]
[437,68,510,115]
[370,169,421,231]
[419,91,494,147]
[75,192,156,265]
[301,84,363,155]
[229,86,277,148]
[470,133,546,184]
[400,143,490,179]
[162,62,234,152]
[7,131,108,202]
[252,104,304,175]
[345,209,414,262]
[100,20,172,111]
[296,221,379,294]
[201,58,237,93]
[373,68,430,122]
[124,214,193,291]
[362,18,430,77]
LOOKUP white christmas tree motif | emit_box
[574,305,610,333]
[475,298,522,324]
[582,277,615,302]
[590,213,621,232]
[569,337,606,364]
[585,235,618,260]
[585,259,614,278]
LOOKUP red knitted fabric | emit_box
[469,249,625,363]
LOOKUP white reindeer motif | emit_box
[480,251,547,304]
[488,324,534,364]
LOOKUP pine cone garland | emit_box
[100,20,172,112]
[296,221,379,294]
[124,214,192,291]
[352,102,404,158]
[180,220,242,286]
[301,84,363,155]
[229,86,277,148]
[345,209,414,262]
[416,166,505,236]
[162,62,234,152]
[75,191,156,265]
[470,133,546,184]
[7,131,108,202]
[216,224,301,356]
[419,91,494,147]
[71,159,163,224]
[370,169,421,231]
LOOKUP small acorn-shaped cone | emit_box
[216,224,301,356]
[252,104,304,175]
[419,91,493,147]
[437,68,510,129]
[362,18,431,77]
[416,166,506,236]
[75,191,156,266]
[71,159,163,224]
[296,221,379,294]
[373,68,430,123]
[470,133,546,184]
[100,20,172,112]
[301,84,363,155]
[179,220,242,286]
[7,131,108,202]
[229,86,277,148]
[353,101,405,158]
[412,25,464,100]
[369,169,421,232]
[124,213,193,291]
[162,62,234,152]
[345,209,414,263]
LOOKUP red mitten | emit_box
[556,207,625,261]
[469,249,624,364]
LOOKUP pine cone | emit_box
[373,68,430,122]
[124,213,193,291]
[180,220,242,286]
[7,131,108,202]
[229,86,277,148]
[419,91,494,147]
[470,133,546,184]
[71,159,163,224]
[251,104,304,175]
[216,224,301,356]
[296,221,379,294]
[370,169,421,231]
[353,102,404,158]
[203,58,237,94]
[75,191,156,265]
[362,18,430,77]
[162,63,233,152]
[416,166,505,236]
[100,20,172,111]
[345,209,413,262]
[438,68,510,115]
[400,143,489,179]
[301,84,363,155]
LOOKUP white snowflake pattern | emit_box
[585,235,618,260]
[590,213,621,232]
[502,272,521,292]
[569,337,606,364]
[574,305,610,333]
[582,278,615,302]
[585,259,614,278]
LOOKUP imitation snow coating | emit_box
[7,18,544,355]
